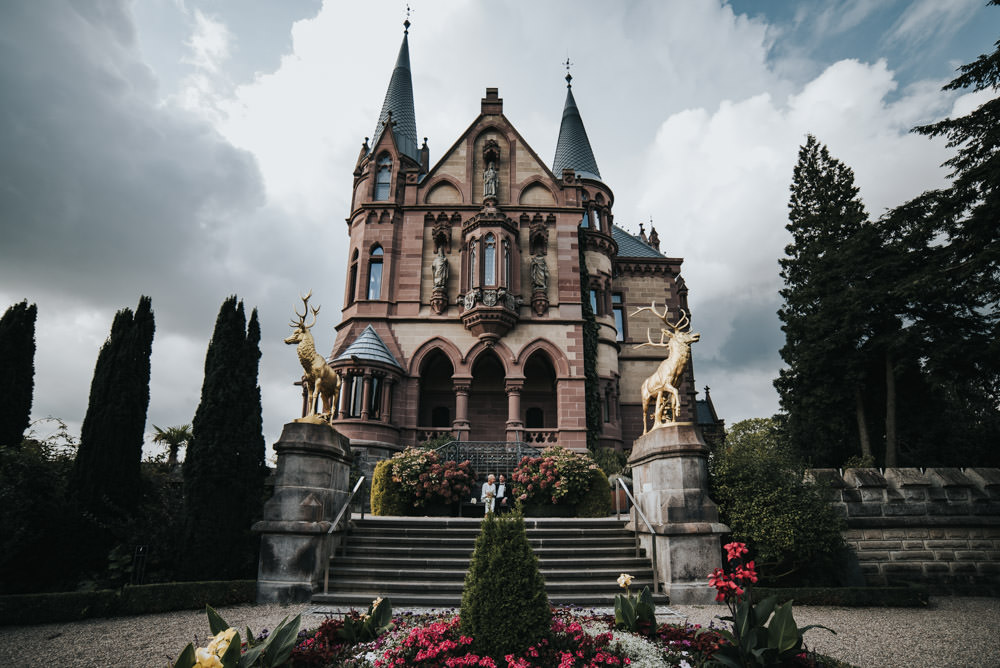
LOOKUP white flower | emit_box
[617,573,634,588]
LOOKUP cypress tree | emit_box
[460,510,550,660]
[0,300,37,448]
[182,296,265,580]
[71,296,155,513]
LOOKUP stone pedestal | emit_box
[253,422,353,603]
[627,422,728,604]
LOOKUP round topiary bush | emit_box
[460,510,550,661]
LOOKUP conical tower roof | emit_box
[552,73,601,181]
[370,22,419,162]
[331,325,401,369]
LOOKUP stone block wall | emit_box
[812,467,1000,593]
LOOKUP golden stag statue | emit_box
[284,291,341,420]
[633,303,700,433]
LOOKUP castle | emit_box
[322,21,718,460]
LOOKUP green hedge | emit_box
[577,469,612,517]
[752,585,929,607]
[0,580,256,626]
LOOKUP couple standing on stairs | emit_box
[480,474,509,514]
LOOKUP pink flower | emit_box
[723,542,749,562]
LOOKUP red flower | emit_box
[723,542,749,562]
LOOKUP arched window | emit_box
[484,233,496,285]
[374,154,392,200]
[502,238,511,286]
[580,210,590,228]
[367,246,384,300]
[348,249,359,305]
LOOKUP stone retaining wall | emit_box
[809,468,1000,593]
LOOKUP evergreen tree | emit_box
[878,9,1000,465]
[0,300,37,448]
[776,136,872,466]
[182,296,266,580]
[71,296,155,513]
[460,510,550,660]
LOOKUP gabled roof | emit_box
[331,325,402,368]
[612,225,665,258]
[370,26,419,163]
[552,76,601,181]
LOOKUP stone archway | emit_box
[468,349,506,441]
[418,349,455,438]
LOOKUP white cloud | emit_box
[886,0,981,48]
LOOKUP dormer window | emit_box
[374,154,392,200]
[368,246,384,299]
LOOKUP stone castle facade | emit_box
[323,23,716,460]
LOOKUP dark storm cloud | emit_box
[0,2,264,314]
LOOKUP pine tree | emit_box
[0,300,37,448]
[776,136,872,466]
[71,296,155,513]
[878,8,1000,465]
[182,296,266,580]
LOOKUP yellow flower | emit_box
[194,646,223,668]
[617,573,633,588]
[372,596,384,610]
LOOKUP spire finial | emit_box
[404,4,411,33]
[564,57,573,87]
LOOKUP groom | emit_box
[495,474,509,514]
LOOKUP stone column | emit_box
[335,372,350,419]
[505,381,524,442]
[253,422,353,603]
[360,372,373,421]
[381,377,394,423]
[453,381,471,441]
[627,422,728,604]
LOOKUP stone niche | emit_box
[627,422,729,604]
[254,422,353,603]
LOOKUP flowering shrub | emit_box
[511,446,599,507]
[389,447,476,508]
[703,542,833,667]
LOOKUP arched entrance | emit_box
[522,351,557,443]
[418,349,455,439]
[468,349,506,441]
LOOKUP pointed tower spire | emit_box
[552,60,601,180]
[370,16,419,162]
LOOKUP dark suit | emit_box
[495,482,509,514]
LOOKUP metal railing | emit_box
[433,441,541,476]
[613,476,661,594]
[323,476,366,595]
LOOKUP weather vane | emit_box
[564,57,573,86]
[404,4,412,32]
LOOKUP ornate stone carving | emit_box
[530,255,549,291]
[432,247,449,289]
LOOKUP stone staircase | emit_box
[312,515,668,609]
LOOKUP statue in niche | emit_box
[483,161,499,199]
[432,247,449,289]
[530,254,549,291]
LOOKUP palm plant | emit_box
[152,424,192,468]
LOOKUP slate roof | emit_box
[332,325,402,368]
[552,79,601,181]
[695,400,715,425]
[612,225,665,259]
[370,30,419,162]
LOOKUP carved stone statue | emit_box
[483,161,499,198]
[530,254,549,291]
[432,248,449,288]
[632,303,700,433]
[284,291,341,421]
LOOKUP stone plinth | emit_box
[254,422,353,603]
[627,422,728,604]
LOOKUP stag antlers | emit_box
[290,290,321,331]
[632,302,690,347]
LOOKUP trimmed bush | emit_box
[370,459,408,516]
[593,447,627,477]
[577,468,612,517]
[460,510,550,660]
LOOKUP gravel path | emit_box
[0,596,996,667]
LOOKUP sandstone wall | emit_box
[810,467,1000,593]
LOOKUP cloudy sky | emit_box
[1,1,995,456]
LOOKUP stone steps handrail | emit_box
[614,476,660,595]
[323,475,366,595]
